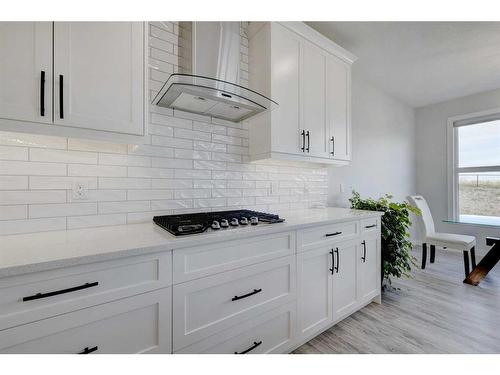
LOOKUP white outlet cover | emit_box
[72,180,89,200]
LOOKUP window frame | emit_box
[447,107,500,221]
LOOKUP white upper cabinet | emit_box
[0,22,146,142]
[247,22,355,165]
[0,22,53,124]
[53,22,144,136]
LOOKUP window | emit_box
[449,112,500,225]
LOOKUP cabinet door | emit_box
[270,23,301,155]
[0,22,52,124]
[297,246,333,338]
[301,40,328,158]
[327,54,351,161]
[53,22,144,135]
[331,240,358,321]
[357,236,380,302]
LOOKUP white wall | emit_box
[416,87,500,254]
[329,69,417,208]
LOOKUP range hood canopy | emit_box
[152,22,277,122]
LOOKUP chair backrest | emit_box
[407,195,435,238]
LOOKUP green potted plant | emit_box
[349,191,420,288]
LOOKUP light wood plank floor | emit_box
[293,247,500,354]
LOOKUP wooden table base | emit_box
[464,237,500,286]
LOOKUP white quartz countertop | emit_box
[0,207,383,278]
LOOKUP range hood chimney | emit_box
[152,22,277,122]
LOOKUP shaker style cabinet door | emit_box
[270,23,301,155]
[297,246,333,338]
[327,54,351,161]
[0,22,53,124]
[301,40,328,158]
[53,22,145,135]
[357,236,380,302]
[331,240,358,321]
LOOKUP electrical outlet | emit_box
[72,180,89,200]
[340,183,345,193]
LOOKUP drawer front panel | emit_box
[173,231,295,283]
[0,252,171,331]
[177,302,296,354]
[173,256,295,350]
[0,288,171,354]
[361,217,381,234]
[297,221,358,252]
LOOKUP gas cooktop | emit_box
[153,209,285,236]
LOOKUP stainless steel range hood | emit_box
[152,22,277,122]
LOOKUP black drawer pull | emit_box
[325,231,342,237]
[330,136,335,155]
[329,249,334,275]
[235,341,262,354]
[306,130,310,152]
[59,74,64,119]
[232,288,262,301]
[365,224,377,229]
[22,282,99,302]
[40,70,45,116]
[361,240,367,262]
[301,130,305,152]
[335,247,339,273]
[79,346,98,354]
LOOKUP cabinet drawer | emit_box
[173,231,295,283]
[173,256,295,351]
[0,288,171,354]
[297,221,358,252]
[361,217,380,234]
[177,302,296,354]
[0,252,171,331]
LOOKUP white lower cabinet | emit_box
[172,255,296,351]
[332,240,358,321]
[0,288,171,354]
[357,236,381,303]
[177,302,296,354]
[297,246,333,338]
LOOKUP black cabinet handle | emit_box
[22,282,99,302]
[40,71,45,117]
[301,130,305,152]
[361,240,367,262]
[232,288,262,301]
[365,224,377,229]
[235,340,262,354]
[59,74,64,119]
[325,231,342,237]
[79,346,98,355]
[335,248,339,273]
[330,136,335,155]
[329,249,334,275]
[306,130,310,152]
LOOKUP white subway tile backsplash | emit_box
[67,214,126,230]
[0,176,28,190]
[0,131,67,149]
[0,161,66,176]
[30,176,98,190]
[0,205,27,220]
[0,190,66,205]
[128,166,174,178]
[0,22,327,235]
[0,145,28,160]
[29,202,97,218]
[68,164,127,177]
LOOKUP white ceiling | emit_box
[307,22,500,108]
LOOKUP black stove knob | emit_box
[220,219,229,228]
[230,218,239,226]
[211,220,221,230]
[240,217,249,225]
[250,216,259,225]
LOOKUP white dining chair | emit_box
[407,195,477,278]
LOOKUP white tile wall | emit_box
[0,21,328,235]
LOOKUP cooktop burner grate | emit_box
[153,209,284,236]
